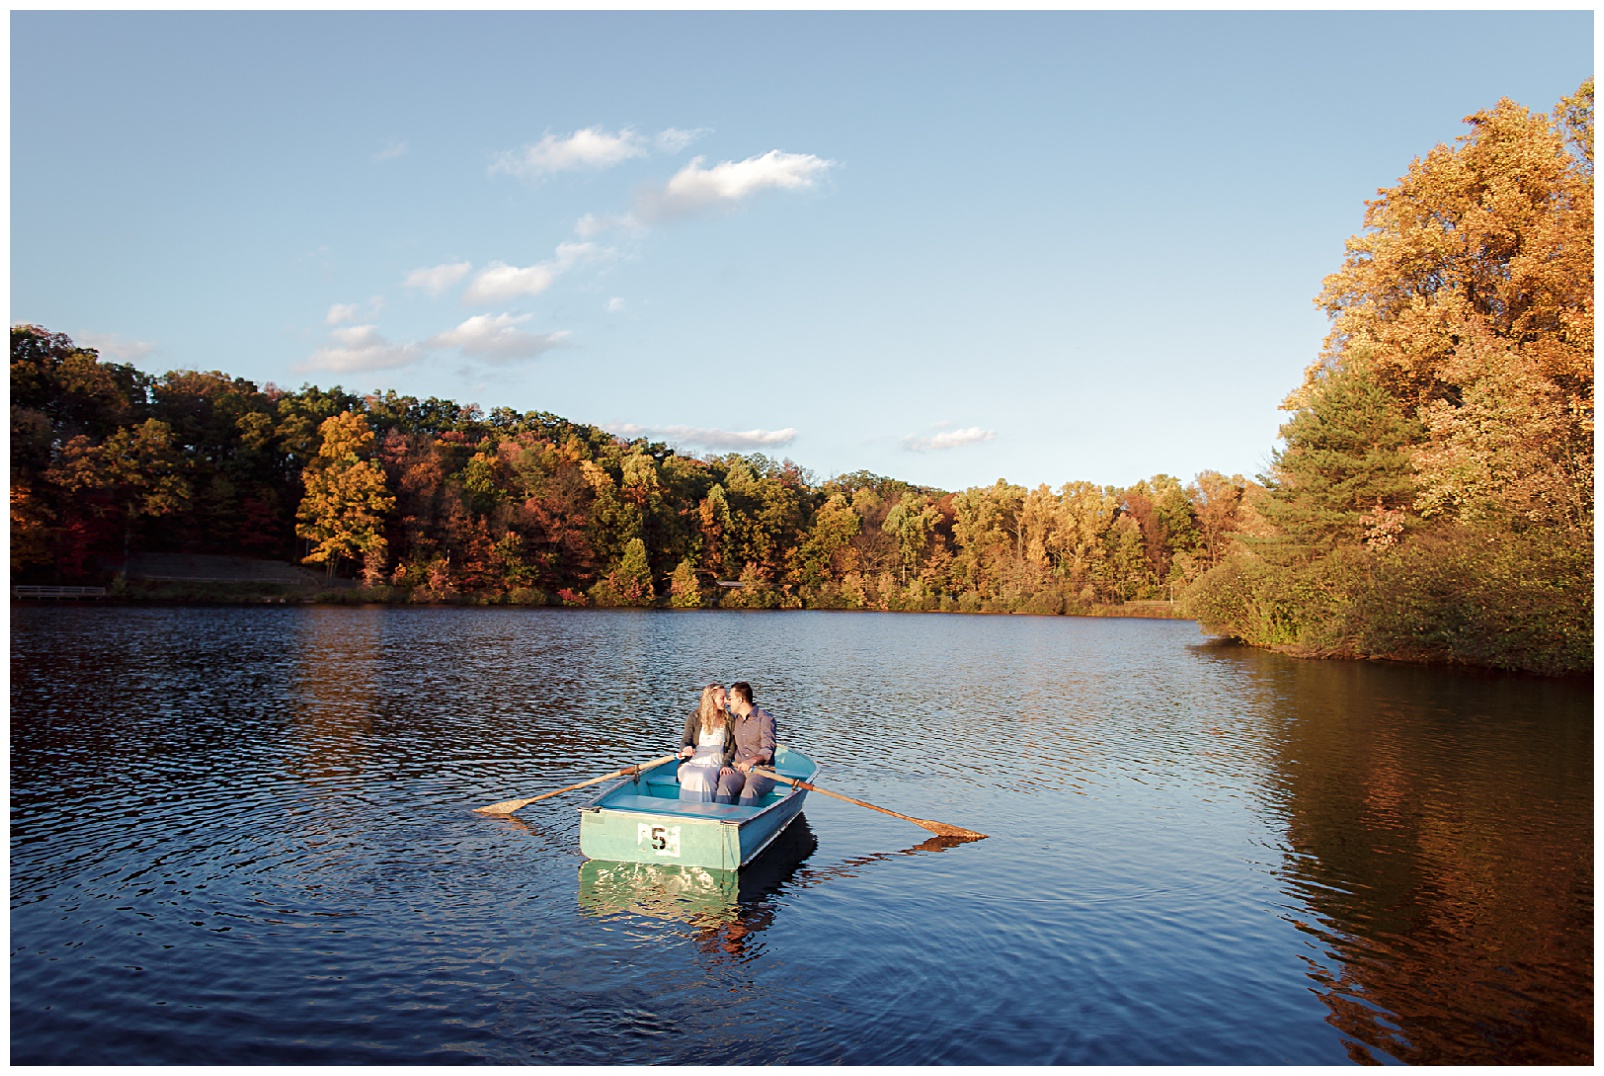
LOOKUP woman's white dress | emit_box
[678,726,727,802]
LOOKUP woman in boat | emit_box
[677,683,735,802]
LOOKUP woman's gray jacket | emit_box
[680,712,736,769]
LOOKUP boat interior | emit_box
[600,748,816,818]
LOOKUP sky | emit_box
[10,10,1594,492]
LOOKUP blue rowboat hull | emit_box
[578,746,818,870]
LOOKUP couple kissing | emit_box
[676,681,776,805]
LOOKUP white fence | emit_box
[12,586,108,600]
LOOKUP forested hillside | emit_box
[1184,80,1594,675]
[10,323,1250,615]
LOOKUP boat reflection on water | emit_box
[578,816,980,956]
[578,816,819,955]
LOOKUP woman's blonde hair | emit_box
[697,683,727,735]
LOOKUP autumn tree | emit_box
[296,412,395,582]
[1188,472,1249,570]
[45,417,192,573]
[1187,80,1594,673]
[883,492,942,583]
[591,536,654,607]
[1305,79,1593,532]
[793,492,861,592]
[668,557,704,608]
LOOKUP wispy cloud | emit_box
[490,126,708,183]
[374,138,408,161]
[575,211,641,239]
[428,314,569,363]
[300,325,420,373]
[636,150,834,223]
[604,423,798,451]
[902,426,997,452]
[326,297,386,325]
[461,242,601,305]
[655,127,709,153]
[491,126,641,180]
[404,261,472,297]
[77,332,157,362]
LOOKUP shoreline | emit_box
[11,584,1193,620]
[18,582,1584,676]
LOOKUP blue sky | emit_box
[11,11,1593,492]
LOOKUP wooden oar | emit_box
[754,768,987,841]
[474,754,678,816]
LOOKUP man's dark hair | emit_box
[730,681,753,705]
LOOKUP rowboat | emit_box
[577,745,819,870]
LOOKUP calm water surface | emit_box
[10,607,1592,1064]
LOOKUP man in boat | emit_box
[714,681,776,806]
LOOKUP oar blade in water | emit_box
[474,796,535,816]
[913,818,988,841]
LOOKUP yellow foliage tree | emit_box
[295,412,395,582]
[1310,82,1593,402]
[668,556,703,608]
[1304,79,1593,531]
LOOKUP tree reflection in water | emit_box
[1253,653,1592,1064]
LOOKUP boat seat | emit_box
[641,772,801,809]
[601,793,764,820]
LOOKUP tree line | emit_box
[10,322,1253,615]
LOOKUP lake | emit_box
[10,606,1592,1064]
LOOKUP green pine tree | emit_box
[1256,364,1422,561]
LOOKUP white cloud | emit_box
[491,126,647,180]
[404,261,472,297]
[374,138,408,161]
[77,332,156,362]
[463,262,555,304]
[428,314,569,363]
[637,150,834,222]
[902,427,997,452]
[605,297,626,313]
[491,126,709,182]
[460,243,602,305]
[604,423,798,451]
[300,325,420,373]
